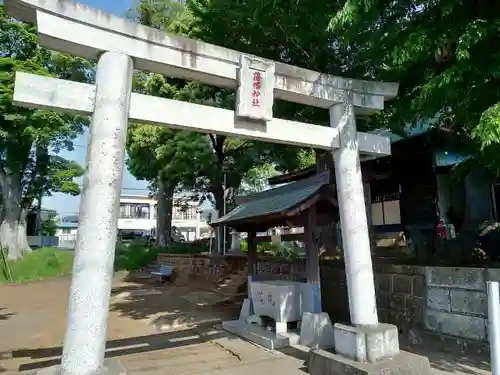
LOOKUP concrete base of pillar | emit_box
[299,312,334,349]
[308,349,431,375]
[37,359,126,375]
[334,323,399,363]
[222,319,300,350]
[239,298,252,321]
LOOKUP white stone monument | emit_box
[229,229,242,253]
[250,280,302,333]
[5,1,430,375]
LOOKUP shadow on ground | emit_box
[401,341,491,375]
[0,308,13,320]
[3,325,232,372]
[109,281,240,326]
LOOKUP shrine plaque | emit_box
[236,55,275,121]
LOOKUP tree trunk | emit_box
[0,182,31,260]
[156,179,174,248]
[315,150,340,256]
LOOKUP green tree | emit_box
[126,121,208,247]
[329,0,500,174]
[187,0,347,252]
[0,6,89,259]
[127,0,284,251]
[41,209,58,237]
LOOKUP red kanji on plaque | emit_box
[252,71,262,107]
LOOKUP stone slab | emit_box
[425,267,485,291]
[424,309,486,341]
[222,319,299,350]
[308,348,431,375]
[449,289,487,316]
[299,312,334,349]
[334,323,399,363]
[426,287,451,311]
[37,359,126,375]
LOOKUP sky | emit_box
[43,0,150,217]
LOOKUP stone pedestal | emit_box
[309,349,431,375]
[307,323,432,375]
[334,323,399,363]
[299,312,334,349]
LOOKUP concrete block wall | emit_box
[156,253,496,349]
[424,267,500,342]
[374,264,426,333]
[157,253,227,283]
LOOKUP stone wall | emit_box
[319,263,426,331]
[424,267,500,343]
[374,264,426,332]
[156,253,495,350]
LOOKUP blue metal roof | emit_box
[57,222,78,229]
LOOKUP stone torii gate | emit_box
[5,1,429,375]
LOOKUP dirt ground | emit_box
[0,275,493,375]
[0,275,307,375]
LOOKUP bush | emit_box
[0,247,74,284]
[238,239,301,260]
[114,240,160,271]
[114,240,210,271]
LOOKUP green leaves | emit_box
[326,0,500,177]
[474,103,500,148]
[0,4,91,210]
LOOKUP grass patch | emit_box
[0,247,74,284]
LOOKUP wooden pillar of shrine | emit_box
[304,208,322,313]
[247,230,257,302]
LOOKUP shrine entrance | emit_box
[5,1,430,375]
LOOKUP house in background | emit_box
[56,194,211,246]
[55,218,78,249]
[118,194,210,241]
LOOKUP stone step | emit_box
[222,320,300,350]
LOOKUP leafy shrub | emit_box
[238,240,301,260]
[114,240,209,271]
[167,241,210,254]
[0,247,73,284]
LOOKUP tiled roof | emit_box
[211,172,330,226]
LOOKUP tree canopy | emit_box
[329,0,500,173]
[0,5,90,259]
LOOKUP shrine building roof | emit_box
[210,172,332,231]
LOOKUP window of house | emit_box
[119,203,150,219]
[172,206,197,220]
[370,178,402,226]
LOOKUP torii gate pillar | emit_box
[58,52,133,375]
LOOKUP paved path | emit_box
[0,276,492,375]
